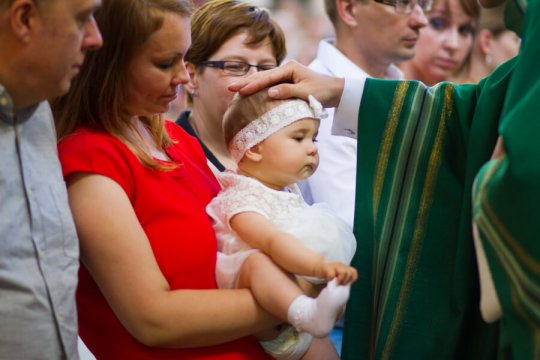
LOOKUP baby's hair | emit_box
[223,89,289,148]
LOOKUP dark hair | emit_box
[324,0,338,25]
[52,0,193,169]
[188,0,285,66]
[324,0,366,26]
[477,5,506,35]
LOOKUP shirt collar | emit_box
[0,84,15,125]
[0,84,42,125]
[315,39,404,80]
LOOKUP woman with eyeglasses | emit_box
[176,0,286,172]
[400,0,480,85]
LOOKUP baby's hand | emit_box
[314,261,358,285]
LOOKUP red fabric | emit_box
[58,121,270,359]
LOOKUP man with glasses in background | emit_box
[300,0,429,229]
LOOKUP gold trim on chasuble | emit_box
[474,158,540,355]
[373,82,409,219]
[374,84,454,359]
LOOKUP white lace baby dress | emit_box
[206,171,357,289]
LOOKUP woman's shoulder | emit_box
[58,127,136,166]
[57,127,137,186]
[59,127,124,153]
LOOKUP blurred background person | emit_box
[400,0,479,85]
[176,0,286,172]
[450,4,520,84]
[267,0,333,64]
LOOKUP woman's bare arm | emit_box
[67,173,279,348]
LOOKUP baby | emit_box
[206,90,358,360]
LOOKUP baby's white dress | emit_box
[206,172,357,360]
[206,171,357,289]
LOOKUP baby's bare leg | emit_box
[300,337,339,360]
[237,252,351,338]
[237,252,302,322]
[296,276,324,298]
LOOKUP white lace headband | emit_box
[229,95,326,163]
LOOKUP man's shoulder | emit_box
[308,40,372,79]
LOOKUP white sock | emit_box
[286,279,350,338]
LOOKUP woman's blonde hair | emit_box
[52,0,193,170]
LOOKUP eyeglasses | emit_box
[374,0,433,15]
[199,60,278,76]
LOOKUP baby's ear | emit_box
[244,144,263,162]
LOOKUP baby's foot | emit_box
[287,279,350,338]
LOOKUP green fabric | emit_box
[505,0,527,35]
[473,0,540,358]
[341,0,530,357]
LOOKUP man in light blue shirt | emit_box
[0,0,102,357]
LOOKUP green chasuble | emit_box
[473,0,540,358]
[341,1,528,358]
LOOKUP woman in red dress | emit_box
[52,0,280,358]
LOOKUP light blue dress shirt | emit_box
[0,85,79,359]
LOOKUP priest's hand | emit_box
[228,60,345,108]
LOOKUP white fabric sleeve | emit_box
[331,78,365,139]
[307,107,357,228]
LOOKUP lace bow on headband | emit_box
[229,95,327,163]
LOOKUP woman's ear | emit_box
[477,29,494,57]
[184,62,198,95]
[244,144,263,162]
